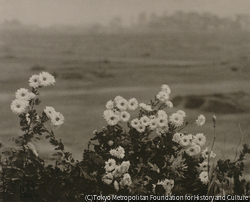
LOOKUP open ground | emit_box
[0,31,250,177]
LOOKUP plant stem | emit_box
[234,123,245,161]
[207,116,217,182]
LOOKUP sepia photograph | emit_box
[0,0,250,201]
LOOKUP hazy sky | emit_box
[0,0,250,27]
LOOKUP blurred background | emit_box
[0,0,250,176]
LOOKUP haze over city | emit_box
[1,0,250,27]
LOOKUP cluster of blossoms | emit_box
[10,72,64,127]
[103,96,138,126]
[102,146,132,191]
[153,179,174,195]
[172,132,206,156]
[101,84,214,187]
[103,85,206,136]
[156,84,173,108]
[44,106,65,127]
[28,71,55,88]
[172,130,216,185]
[198,147,216,184]
[11,88,36,115]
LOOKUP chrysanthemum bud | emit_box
[212,115,217,126]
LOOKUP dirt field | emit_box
[0,31,250,177]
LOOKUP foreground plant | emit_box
[1,72,74,201]
[88,84,218,196]
[0,72,249,201]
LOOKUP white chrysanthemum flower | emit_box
[199,161,209,171]
[139,103,146,109]
[156,91,169,102]
[116,161,130,175]
[108,140,114,146]
[149,115,156,119]
[39,72,55,87]
[115,97,128,111]
[156,126,169,136]
[119,111,130,122]
[161,84,171,94]
[165,100,173,108]
[104,158,116,172]
[199,171,209,185]
[202,147,216,159]
[112,165,122,178]
[179,135,191,147]
[131,118,140,129]
[145,105,152,111]
[196,114,206,126]
[114,95,123,102]
[110,149,117,158]
[120,173,132,188]
[11,99,29,114]
[105,100,114,110]
[185,144,201,156]
[102,173,113,185]
[103,110,119,126]
[158,117,168,127]
[44,106,56,119]
[110,146,125,159]
[169,179,174,189]
[51,112,65,126]
[29,92,36,100]
[116,146,125,159]
[157,110,168,118]
[169,113,184,127]
[149,118,159,130]
[201,147,209,159]
[136,124,146,133]
[177,110,186,118]
[186,134,193,140]
[157,179,169,187]
[210,151,216,158]
[26,142,39,157]
[156,178,174,195]
[193,133,206,146]
[127,98,138,110]
[139,103,152,111]
[15,88,35,101]
[29,74,41,88]
[172,133,183,143]
[140,116,150,126]
[114,180,119,191]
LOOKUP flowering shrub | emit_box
[0,72,249,201]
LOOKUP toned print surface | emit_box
[0,0,250,200]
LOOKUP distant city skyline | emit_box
[0,0,250,27]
